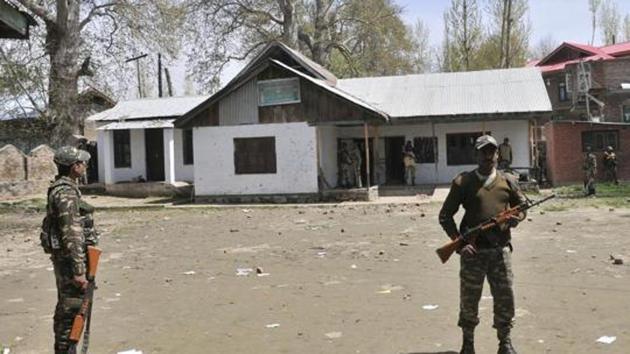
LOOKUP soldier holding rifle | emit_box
[438,135,525,354]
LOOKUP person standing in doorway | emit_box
[350,142,363,188]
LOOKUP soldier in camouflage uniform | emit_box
[583,146,597,196]
[42,146,97,353]
[603,146,618,185]
[439,135,526,354]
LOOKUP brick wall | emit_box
[545,121,630,184]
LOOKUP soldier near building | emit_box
[40,146,96,353]
[498,137,513,170]
[603,146,619,185]
[338,142,353,188]
[439,135,525,354]
[583,146,597,196]
[350,142,363,188]
[403,140,416,186]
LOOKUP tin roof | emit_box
[336,67,552,118]
[87,95,209,122]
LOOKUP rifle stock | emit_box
[436,237,464,264]
[69,246,101,345]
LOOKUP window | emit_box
[234,137,276,174]
[258,78,300,106]
[623,105,630,123]
[183,129,194,165]
[558,82,569,102]
[113,129,131,168]
[446,132,485,165]
[412,137,437,163]
[582,130,619,151]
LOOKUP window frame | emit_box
[233,136,277,175]
[446,132,486,166]
[581,130,619,152]
[113,129,131,168]
[182,129,194,165]
[412,136,438,163]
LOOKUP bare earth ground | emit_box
[1,200,629,354]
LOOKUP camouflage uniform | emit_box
[42,147,93,353]
[603,147,618,184]
[583,151,597,195]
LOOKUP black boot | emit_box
[460,328,475,354]
[497,328,517,354]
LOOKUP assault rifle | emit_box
[436,194,555,264]
[69,246,102,354]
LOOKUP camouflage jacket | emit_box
[583,153,597,172]
[47,176,87,275]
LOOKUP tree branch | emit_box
[80,1,119,30]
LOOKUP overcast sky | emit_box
[165,0,630,98]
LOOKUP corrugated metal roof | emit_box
[97,119,175,130]
[87,95,209,122]
[336,67,552,118]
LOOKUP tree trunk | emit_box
[45,0,82,146]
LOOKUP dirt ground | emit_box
[1,200,629,354]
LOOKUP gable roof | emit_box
[533,41,630,73]
[87,95,209,122]
[337,67,551,118]
[229,41,337,87]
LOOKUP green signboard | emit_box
[258,78,300,106]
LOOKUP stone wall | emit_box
[0,144,58,199]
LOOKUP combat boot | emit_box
[460,328,475,354]
[497,328,517,354]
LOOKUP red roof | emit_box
[600,42,630,56]
[533,41,624,73]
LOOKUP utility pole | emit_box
[125,53,148,98]
[164,67,173,96]
[158,53,163,97]
[503,0,513,68]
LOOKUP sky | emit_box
[169,0,630,97]
[397,0,630,48]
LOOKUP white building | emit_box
[174,42,552,200]
[87,95,208,185]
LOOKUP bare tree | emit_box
[624,14,630,42]
[529,34,559,60]
[599,0,620,45]
[589,0,602,45]
[443,0,483,71]
[409,19,433,73]
[5,0,183,145]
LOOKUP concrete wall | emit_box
[174,129,194,182]
[0,144,58,198]
[545,121,630,184]
[337,119,532,184]
[111,129,146,182]
[194,122,318,196]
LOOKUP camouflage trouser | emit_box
[458,247,515,331]
[52,256,84,353]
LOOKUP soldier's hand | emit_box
[507,215,520,228]
[459,244,477,257]
[73,274,88,290]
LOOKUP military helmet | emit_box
[54,146,91,166]
[607,145,614,151]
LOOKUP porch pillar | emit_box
[364,122,371,189]
[163,128,176,184]
[98,130,114,184]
